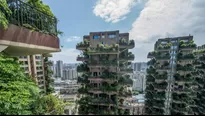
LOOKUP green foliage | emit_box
[0,0,11,29]
[27,0,54,17]
[0,53,40,115]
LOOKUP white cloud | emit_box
[129,0,205,62]
[66,36,81,42]
[93,0,139,23]
[50,48,81,63]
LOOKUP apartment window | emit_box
[108,34,116,38]
[102,34,105,38]
[161,41,167,44]
[93,35,100,39]
[25,61,28,65]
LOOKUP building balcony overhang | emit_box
[0,24,60,56]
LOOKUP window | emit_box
[108,34,116,38]
[93,35,100,39]
[102,34,105,38]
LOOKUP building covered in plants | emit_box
[76,30,135,115]
[145,35,198,115]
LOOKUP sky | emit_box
[42,0,205,63]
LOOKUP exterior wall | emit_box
[19,54,45,91]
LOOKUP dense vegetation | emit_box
[0,53,66,115]
[0,0,11,29]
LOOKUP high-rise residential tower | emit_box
[76,30,135,115]
[145,35,197,115]
[56,60,63,78]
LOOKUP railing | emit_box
[4,0,57,35]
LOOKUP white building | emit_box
[56,60,63,78]
[131,71,146,92]
[131,62,147,72]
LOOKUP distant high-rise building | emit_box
[132,62,147,72]
[131,71,146,92]
[56,60,63,78]
[63,69,69,80]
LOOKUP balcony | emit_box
[177,53,195,61]
[77,63,89,72]
[76,55,88,61]
[87,44,119,55]
[147,51,157,58]
[155,53,170,61]
[119,39,135,49]
[119,52,135,61]
[0,0,60,55]
[157,43,172,51]
[78,87,88,94]
[76,40,89,50]
[119,68,133,73]
[118,77,133,86]
[179,40,197,50]
[176,64,194,72]
[88,96,116,106]
[88,60,118,67]
[174,73,193,83]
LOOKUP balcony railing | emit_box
[5,0,57,35]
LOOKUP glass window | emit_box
[102,34,105,38]
[93,35,100,39]
[108,34,116,38]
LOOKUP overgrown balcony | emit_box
[155,53,170,61]
[147,51,157,58]
[199,55,205,62]
[179,40,197,50]
[171,102,189,112]
[88,84,120,93]
[155,72,168,80]
[146,66,156,74]
[153,91,166,100]
[118,76,133,86]
[153,82,168,90]
[119,68,133,73]
[77,55,89,61]
[177,52,195,60]
[119,39,135,49]
[147,59,156,66]
[88,59,118,67]
[153,99,165,108]
[174,73,193,82]
[172,92,190,103]
[77,63,89,72]
[78,87,88,94]
[100,72,118,80]
[88,96,117,105]
[157,43,172,51]
[77,76,89,84]
[119,52,135,61]
[176,64,194,71]
[146,75,155,83]
[0,0,60,55]
[76,40,89,50]
[88,44,119,54]
[145,84,155,92]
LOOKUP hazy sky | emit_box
[42,0,205,63]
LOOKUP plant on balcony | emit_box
[153,99,165,107]
[176,64,194,71]
[153,91,166,100]
[119,38,128,45]
[158,43,172,50]
[77,63,89,72]
[179,40,196,49]
[154,81,168,90]
[5,0,61,35]
[76,40,89,48]
[146,74,155,83]
[156,52,170,60]
[78,87,88,94]
[44,56,54,94]
[0,0,11,29]
[147,58,156,66]
[174,73,193,82]
[118,77,133,86]
[129,40,135,45]
[146,66,156,74]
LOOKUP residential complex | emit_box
[145,35,198,115]
[76,30,135,115]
